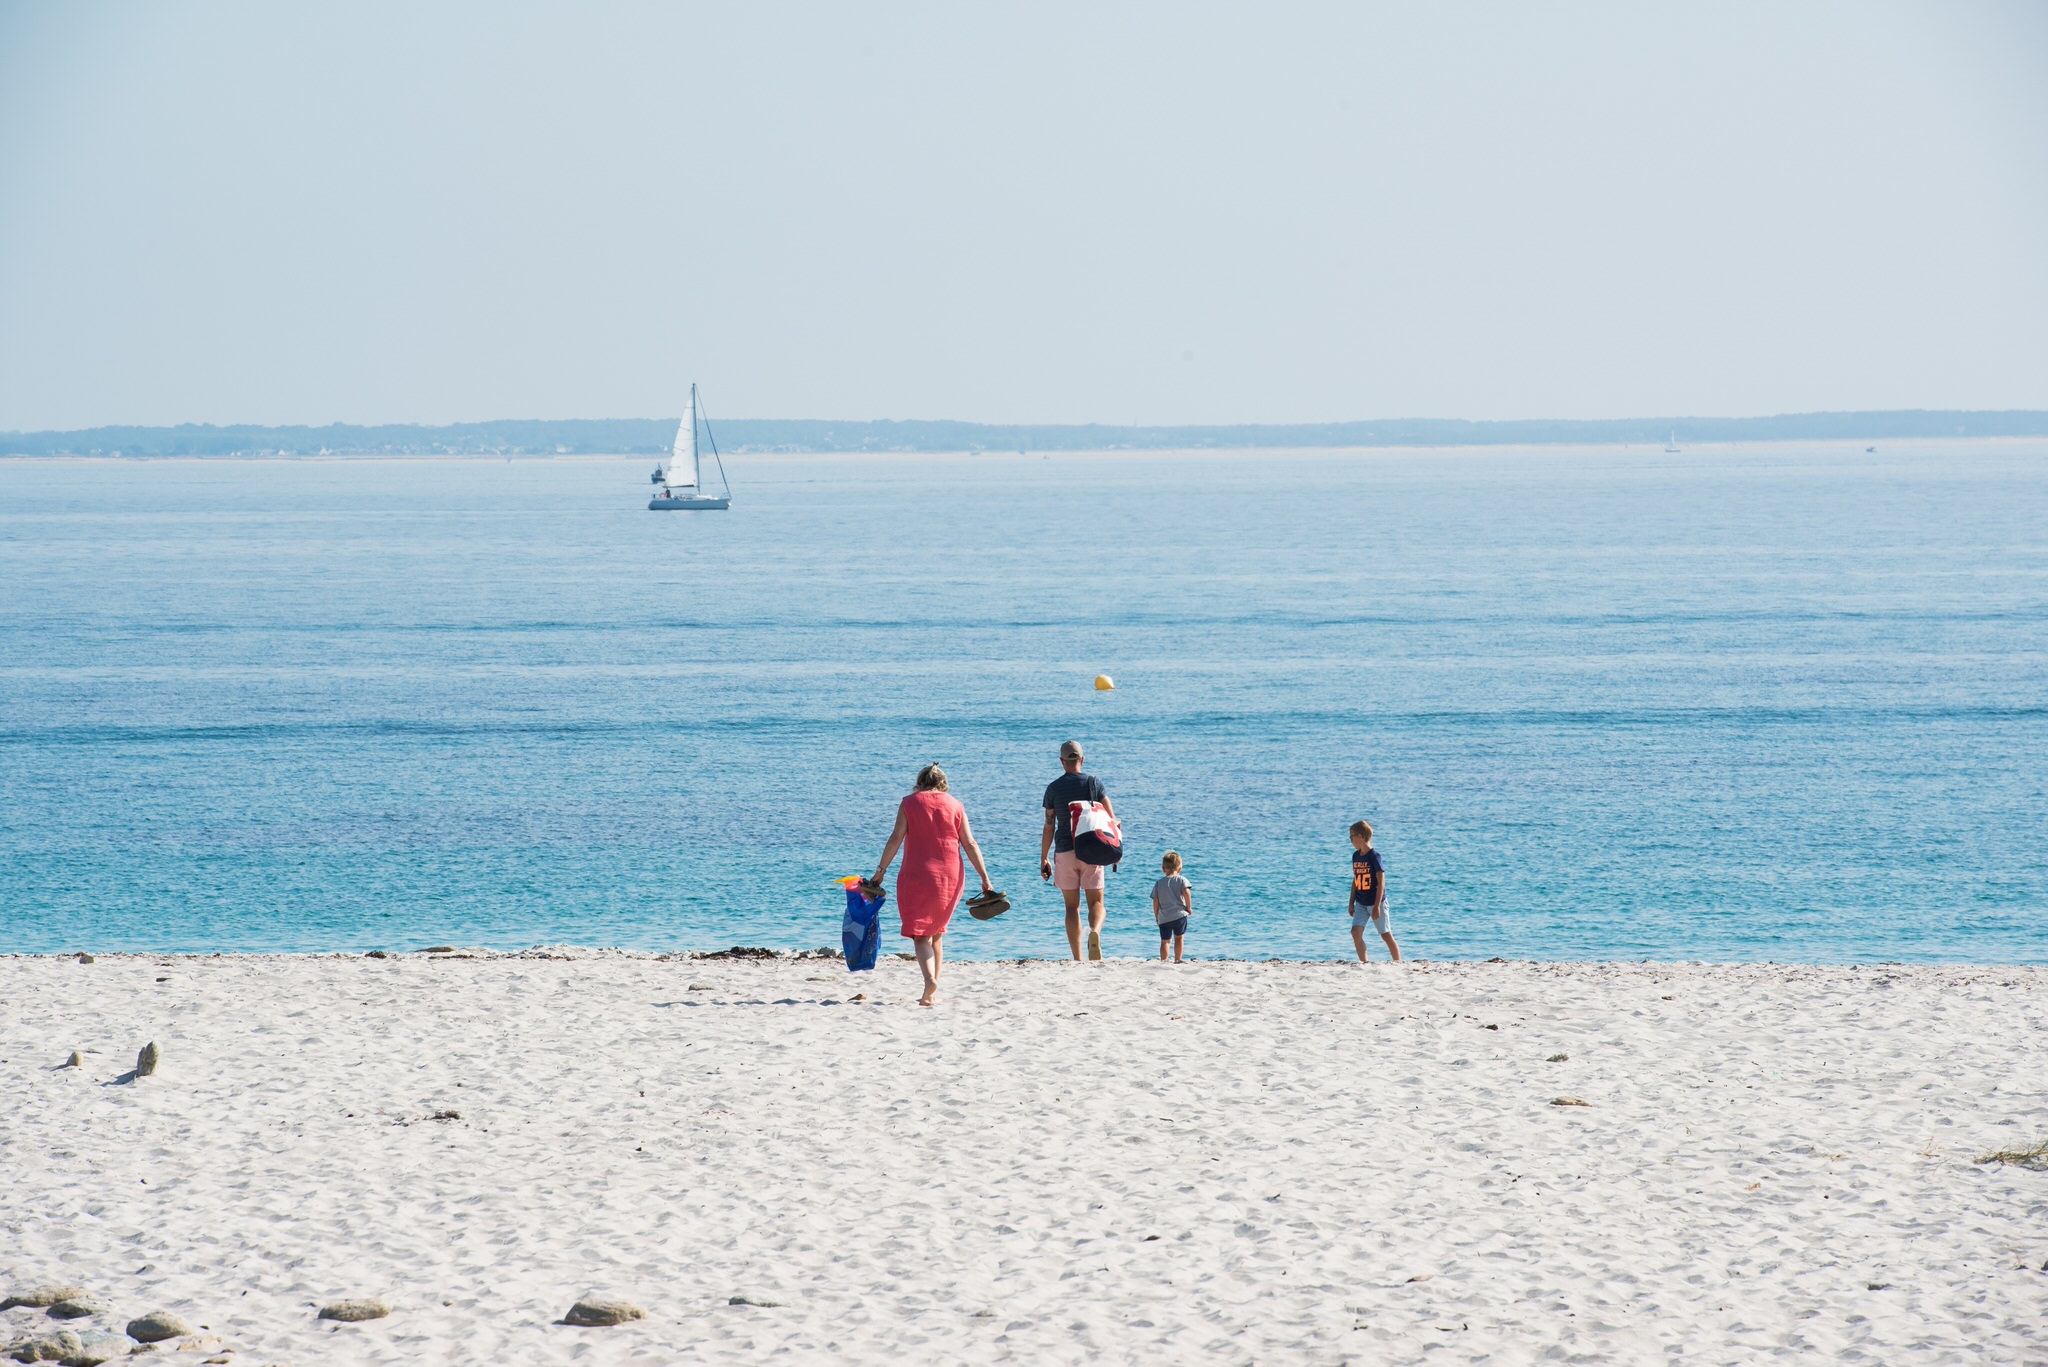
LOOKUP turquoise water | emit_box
[2,446,2044,961]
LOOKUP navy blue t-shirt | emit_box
[1351,847,1384,907]
[1043,771,1108,852]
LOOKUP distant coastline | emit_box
[5,409,2048,457]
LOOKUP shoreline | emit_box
[6,955,2044,1363]
[10,947,2046,968]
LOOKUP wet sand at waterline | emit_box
[5,953,2044,1363]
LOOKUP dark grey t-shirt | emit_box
[1043,771,1107,852]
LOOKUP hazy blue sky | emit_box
[2,1,2045,429]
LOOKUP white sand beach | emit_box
[4,953,2044,1365]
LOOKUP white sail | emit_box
[667,391,699,487]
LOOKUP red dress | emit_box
[894,790,967,938]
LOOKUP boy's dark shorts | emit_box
[1157,916,1188,941]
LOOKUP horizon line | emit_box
[6,407,2048,456]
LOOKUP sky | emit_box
[1,1,2045,430]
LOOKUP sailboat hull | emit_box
[649,494,731,510]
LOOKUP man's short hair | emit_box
[1059,740,1083,760]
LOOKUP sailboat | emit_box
[1663,430,1681,453]
[648,384,732,510]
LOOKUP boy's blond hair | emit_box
[1348,820,1373,843]
[1161,850,1182,872]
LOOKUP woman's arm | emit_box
[958,810,994,893]
[872,801,908,885]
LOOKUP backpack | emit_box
[1069,800,1123,868]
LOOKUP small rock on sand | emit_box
[45,1300,106,1321]
[315,1300,389,1323]
[133,1043,160,1078]
[56,1331,128,1365]
[63,1052,83,1069]
[2,1287,88,1311]
[1551,1096,1591,1107]
[1547,1053,1569,1062]
[124,1313,194,1344]
[7,1330,83,1363]
[74,954,94,965]
[562,1297,645,1326]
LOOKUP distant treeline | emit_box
[5,410,2048,457]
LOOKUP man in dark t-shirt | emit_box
[1040,739,1113,961]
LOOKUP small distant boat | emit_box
[1664,430,1681,453]
[649,384,732,510]
[1866,446,1877,453]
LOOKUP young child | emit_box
[1151,850,1192,963]
[1348,821,1401,963]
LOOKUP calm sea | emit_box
[2,445,2044,962]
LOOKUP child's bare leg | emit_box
[1351,923,1371,963]
[1172,934,1184,964]
[1157,935,1168,961]
[1381,931,1401,963]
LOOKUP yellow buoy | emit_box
[1094,674,1116,691]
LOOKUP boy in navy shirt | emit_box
[1348,820,1401,963]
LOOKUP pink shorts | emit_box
[1053,851,1106,892]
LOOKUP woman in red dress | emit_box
[870,764,994,1006]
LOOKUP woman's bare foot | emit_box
[918,989,936,1007]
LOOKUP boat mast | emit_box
[690,384,702,489]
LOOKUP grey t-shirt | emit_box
[1151,873,1191,924]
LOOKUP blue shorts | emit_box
[1351,899,1390,934]
[1157,916,1188,941]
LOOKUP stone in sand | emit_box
[133,1043,160,1078]
[45,1300,105,1321]
[75,954,94,965]
[54,1331,128,1365]
[8,1331,82,1363]
[2,1288,87,1311]
[1546,1053,1569,1062]
[315,1300,389,1323]
[123,1314,193,1345]
[562,1297,645,1326]
[1551,1096,1591,1107]
[63,1052,83,1069]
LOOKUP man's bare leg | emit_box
[1351,924,1372,963]
[1085,889,1106,960]
[1063,888,1084,960]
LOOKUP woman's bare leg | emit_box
[915,935,942,1005]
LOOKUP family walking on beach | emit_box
[867,739,1399,1005]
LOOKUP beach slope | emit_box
[3,954,2043,1363]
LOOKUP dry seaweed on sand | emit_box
[1975,1138,2048,1171]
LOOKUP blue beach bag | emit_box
[842,881,885,972]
